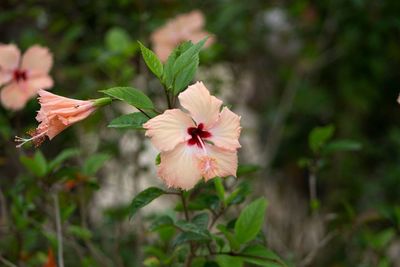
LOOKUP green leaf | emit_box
[101,87,154,109]
[149,215,174,231]
[204,262,220,267]
[173,231,210,247]
[309,125,335,153]
[138,41,163,78]
[172,38,207,76]
[175,220,210,238]
[234,197,268,244]
[67,225,92,240]
[323,139,362,154]
[20,151,48,177]
[129,187,165,218]
[226,182,251,206]
[48,148,80,170]
[237,164,261,176]
[108,112,149,129]
[143,257,160,267]
[297,157,311,168]
[192,213,209,229]
[217,224,241,251]
[82,153,110,176]
[367,228,396,249]
[239,245,286,267]
[162,41,193,89]
[216,255,243,267]
[155,153,161,165]
[192,258,207,267]
[214,177,226,206]
[61,204,77,222]
[105,27,134,54]
[173,54,199,95]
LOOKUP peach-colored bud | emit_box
[15,90,111,148]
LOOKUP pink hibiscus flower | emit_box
[151,10,215,62]
[144,81,241,190]
[0,44,53,110]
[15,90,110,147]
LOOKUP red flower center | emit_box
[187,123,211,147]
[13,69,27,82]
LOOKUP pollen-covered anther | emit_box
[198,156,218,180]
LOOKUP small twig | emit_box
[180,191,190,221]
[180,191,196,267]
[299,231,337,267]
[209,208,225,230]
[0,255,17,267]
[264,75,301,170]
[0,187,8,227]
[53,193,64,267]
[309,170,317,205]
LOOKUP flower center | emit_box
[187,123,211,147]
[13,69,27,82]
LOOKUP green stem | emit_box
[180,191,189,221]
[93,97,112,107]
[180,191,196,267]
[164,87,172,109]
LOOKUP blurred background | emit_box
[1,0,400,266]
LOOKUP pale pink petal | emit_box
[0,82,30,110]
[208,107,241,151]
[153,43,174,62]
[189,31,215,48]
[178,81,222,126]
[144,109,195,152]
[0,71,12,86]
[24,75,53,99]
[176,10,205,33]
[46,117,69,139]
[0,44,20,71]
[158,143,202,190]
[199,145,238,180]
[21,45,53,74]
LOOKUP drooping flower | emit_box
[0,44,53,110]
[151,10,215,62]
[144,81,241,190]
[15,90,111,147]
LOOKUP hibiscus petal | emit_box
[143,109,194,152]
[21,45,53,74]
[178,81,222,126]
[0,44,20,71]
[158,143,202,190]
[47,116,69,139]
[0,71,12,86]
[153,43,173,62]
[208,107,241,151]
[189,31,215,48]
[0,82,29,110]
[200,145,238,180]
[177,10,205,33]
[24,75,54,100]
